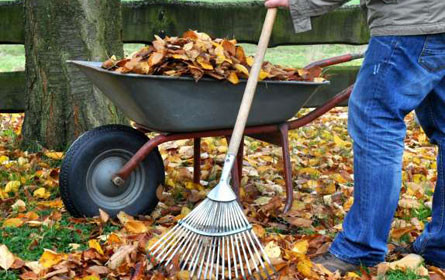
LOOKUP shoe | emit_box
[391,243,415,255]
[312,252,361,275]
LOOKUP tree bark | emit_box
[23,0,125,150]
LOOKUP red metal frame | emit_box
[113,54,360,213]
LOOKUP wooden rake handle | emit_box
[227,8,278,156]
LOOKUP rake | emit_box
[148,8,278,279]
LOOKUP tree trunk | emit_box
[23,0,125,150]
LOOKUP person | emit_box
[264,0,445,274]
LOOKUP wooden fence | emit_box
[0,0,369,112]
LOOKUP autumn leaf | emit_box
[33,188,51,199]
[39,249,67,268]
[88,240,104,255]
[3,218,24,228]
[44,151,64,160]
[0,245,15,270]
[4,181,20,193]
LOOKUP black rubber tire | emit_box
[60,125,165,217]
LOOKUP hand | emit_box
[264,0,289,8]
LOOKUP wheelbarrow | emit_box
[61,53,363,217]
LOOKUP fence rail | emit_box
[0,1,368,112]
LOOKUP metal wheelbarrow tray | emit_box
[69,61,328,132]
[60,54,361,218]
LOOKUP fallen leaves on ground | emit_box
[0,110,440,279]
[102,31,324,84]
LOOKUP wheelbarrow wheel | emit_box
[60,124,165,217]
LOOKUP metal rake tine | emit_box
[180,233,201,270]
[227,209,238,279]
[157,227,190,264]
[189,238,206,278]
[235,203,277,276]
[148,224,179,256]
[207,204,223,279]
[179,203,215,269]
[187,201,213,229]
[230,204,263,280]
[155,228,185,263]
[197,237,212,279]
[163,228,191,267]
[191,202,219,277]
[182,199,208,223]
[216,235,221,280]
[228,203,248,280]
[251,232,277,275]
[231,206,269,280]
[198,204,221,279]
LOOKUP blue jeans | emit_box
[329,33,445,267]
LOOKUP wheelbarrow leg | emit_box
[279,124,293,213]
[193,138,201,184]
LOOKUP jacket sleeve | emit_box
[289,0,351,33]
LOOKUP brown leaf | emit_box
[287,217,313,228]
[107,245,137,270]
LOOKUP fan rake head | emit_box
[147,198,276,279]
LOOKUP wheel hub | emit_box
[86,149,145,210]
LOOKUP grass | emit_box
[0,213,93,260]
[383,269,429,280]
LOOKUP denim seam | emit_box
[357,37,400,242]
[418,36,445,72]
[419,140,445,255]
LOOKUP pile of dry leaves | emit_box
[102,31,323,84]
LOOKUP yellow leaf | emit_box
[413,174,427,183]
[3,218,24,228]
[346,272,361,278]
[197,56,213,70]
[333,133,349,148]
[0,245,15,270]
[296,255,313,277]
[343,197,354,211]
[246,56,254,67]
[0,188,9,200]
[234,64,249,77]
[88,240,104,255]
[44,152,64,160]
[214,44,226,65]
[33,188,51,199]
[264,241,281,259]
[332,173,347,184]
[176,270,190,280]
[291,240,309,255]
[171,54,189,61]
[185,182,204,191]
[39,249,67,268]
[124,220,148,234]
[258,70,269,81]
[227,72,239,85]
[81,276,101,280]
[4,181,21,193]
[0,155,9,164]
[298,168,320,177]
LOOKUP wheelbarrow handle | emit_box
[304,53,365,70]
